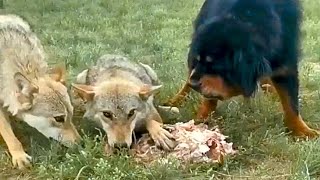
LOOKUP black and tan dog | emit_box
[165,0,319,138]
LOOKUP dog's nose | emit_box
[189,79,201,90]
[114,143,128,149]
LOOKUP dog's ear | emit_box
[71,84,95,102]
[49,65,67,85]
[14,72,39,96]
[139,84,162,100]
[233,49,271,97]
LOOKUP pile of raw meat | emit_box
[131,120,237,164]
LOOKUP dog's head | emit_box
[188,0,281,99]
[72,78,161,149]
[14,66,80,147]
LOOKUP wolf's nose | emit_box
[114,143,128,149]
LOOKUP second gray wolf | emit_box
[72,54,176,152]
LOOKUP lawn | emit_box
[1,0,320,179]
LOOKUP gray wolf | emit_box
[0,14,80,169]
[165,0,319,138]
[72,54,175,152]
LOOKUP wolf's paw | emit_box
[148,120,176,150]
[21,102,32,111]
[11,150,32,170]
[157,106,180,114]
[151,127,176,151]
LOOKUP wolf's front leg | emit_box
[0,109,31,169]
[146,110,176,150]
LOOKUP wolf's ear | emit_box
[14,72,39,96]
[49,65,67,85]
[139,84,162,100]
[75,69,89,84]
[71,84,95,102]
[139,63,160,85]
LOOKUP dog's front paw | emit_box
[306,129,320,139]
[147,120,176,150]
[11,150,32,170]
[292,128,320,139]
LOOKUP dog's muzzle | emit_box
[188,79,201,92]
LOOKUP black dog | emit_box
[166,0,319,138]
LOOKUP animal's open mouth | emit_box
[203,94,223,100]
[188,83,224,100]
[112,144,135,155]
[114,144,134,150]
[111,133,137,153]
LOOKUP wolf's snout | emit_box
[60,127,81,147]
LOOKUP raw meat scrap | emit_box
[131,120,237,164]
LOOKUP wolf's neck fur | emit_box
[0,26,48,115]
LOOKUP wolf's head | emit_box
[72,78,161,149]
[14,67,80,147]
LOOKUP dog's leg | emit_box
[164,81,191,107]
[146,108,176,150]
[272,75,319,138]
[0,109,31,169]
[196,98,218,122]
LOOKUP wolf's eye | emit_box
[103,111,113,119]
[54,115,65,123]
[128,109,136,119]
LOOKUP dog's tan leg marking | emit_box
[146,110,175,150]
[196,98,218,123]
[274,84,320,138]
[164,81,191,107]
[0,109,31,169]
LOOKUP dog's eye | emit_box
[103,111,113,119]
[128,109,136,119]
[54,115,65,123]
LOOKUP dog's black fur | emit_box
[188,0,301,103]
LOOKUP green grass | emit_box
[1,0,320,179]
